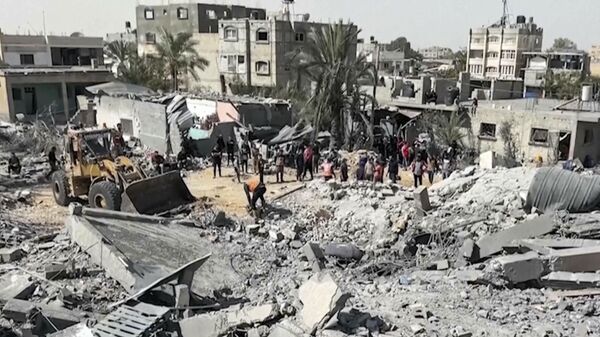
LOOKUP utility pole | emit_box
[370,41,380,149]
[501,0,508,26]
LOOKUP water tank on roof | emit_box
[582,86,593,102]
[516,15,526,24]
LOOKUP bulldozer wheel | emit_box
[51,171,71,206]
[89,181,121,211]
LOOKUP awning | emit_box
[86,81,155,96]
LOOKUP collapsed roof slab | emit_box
[66,208,242,296]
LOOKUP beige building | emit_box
[467,16,543,80]
[419,46,453,59]
[590,44,600,77]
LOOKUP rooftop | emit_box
[478,98,600,121]
[0,66,111,76]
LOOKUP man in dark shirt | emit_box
[48,147,58,172]
[226,136,235,167]
[8,152,21,175]
[211,145,222,178]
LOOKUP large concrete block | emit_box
[475,214,555,261]
[298,272,349,334]
[542,271,600,289]
[493,251,544,284]
[0,274,36,301]
[547,245,600,272]
[0,247,24,263]
[479,151,496,169]
[413,186,432,212]
[2,299,84,331]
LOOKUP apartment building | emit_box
[419,46,453,59]
[357,40,411,76]
[590,44,600,77]
[0,32,112,122]
[523,51,590,97]
[467,15,543,80]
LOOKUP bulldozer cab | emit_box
[65,128,113,175]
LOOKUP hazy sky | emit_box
[1,0,598,50]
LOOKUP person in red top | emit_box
[303,145,314,180]
[373,159,385,183]
[321,158,336,181]
[243,172,266,211]
[401,142,410,168]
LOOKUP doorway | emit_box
[558,131,571,161]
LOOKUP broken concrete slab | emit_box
[475,214,555,261]
[269,320,305,337]
[521,238,600,249]
[323,243,364,261]
[0,247,24,263]
[302,242,326,272]
[547,245,600,272]
[479,151,496,169]
[94,302,169,337]
[541,272,600,289]
[492,251,544,284]
[179,303,280,337]
[413,186,432,213]
[47,323,93,337]
[2,299,86,331]
[298,272,349,334]
[0,274,36,301]
[45,263,69,280]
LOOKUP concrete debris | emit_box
[323,243,364,261]
[302,242,326,272]
[2,299,87,334]
[298,272,349,333]
[479,151,496,169]
[179,303,280,337]
[0,274,36,301]
[547,246,600,272]
[0,247,24,263]
[491,251,544,284]
[413,186,432,214]
[542,271,600,289]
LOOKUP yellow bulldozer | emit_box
[51,127,195,215]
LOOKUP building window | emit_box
[144,8,154,20]
[530,128,549,144]
[177,7,188,20]
[488,36,500,43]
[250,11,260,19]
[479,123,497,139]
[163,9,168,15]
[472,38,483,44]
[295,32,305,42]
[502,50,516,59]
[146,33,156,44]
[485,66,498,73]
[256,61,270,75]
[206,10,217,19]
[504,37,516,44]
[256,29,269,43]
[500,65,515,75]
[20,54,34,65]
[238,55,245,65]
[224,27,238,41]
[486,51,499,58]
[584,129,594,144]
[12,88,22,101]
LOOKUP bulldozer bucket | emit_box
[121,170,195,215]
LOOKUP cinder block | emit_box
[414,186,431,212]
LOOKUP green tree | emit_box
[104,40,137,77]
[155,28,209,91]
[547,38,578,51]
[543,71,582,99]
[119,55,168,91]
[453,49,467,72]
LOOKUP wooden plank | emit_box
[94,324,139,337]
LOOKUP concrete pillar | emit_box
[5,81,16,122]
[61,81,69,121]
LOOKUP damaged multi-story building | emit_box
[0,31,113,123]
[522,50,590,98]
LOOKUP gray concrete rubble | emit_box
[298,272,349,334]
[542,271,600,289]
[546,245,600,272]
[491,251,544,284]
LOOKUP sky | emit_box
[0,0,598,51]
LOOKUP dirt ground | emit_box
[185,165,303,216]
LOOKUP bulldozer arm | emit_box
[121,170,195,215]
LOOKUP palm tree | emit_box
[155,28,209,91]
[119,55,168,91]
[293,20,369,147]
[105,40,136,76]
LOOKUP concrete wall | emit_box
[0,76,9,121]
[573,121,600,163]
[11,83,64,117]
[190,33,221,92]
[2,49,52,66]
[491,80,523,100]
[96,96,168,153]
[469,107,587,163]
[591,63,600,77]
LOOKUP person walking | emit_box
[427,155,437,185]
[251,144,260,174]
[356,153,367,180]
[401,142,410,168]
[340,158,349,182]
[240,142,250,173]
[373,159,385,183]
[295,148,304,182]
[364,157,375,181]
[303,145,314,180]
[321,158,336,181]
[388,156,399,184]
[226,136,235,167]
[7,152,21,175]
[211,145,222,178]
[275,147,285,183]
[410,155,427,188]
[312,143,320,173]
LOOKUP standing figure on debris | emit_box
[7,152,21,175]
[321,158,336,181]
[211,145,222,178]
[442,150,451,179]
[340,158,349,182]
[48,147,58,173]
[240,141,250,174]
[401,142,410,168]
[303,144,314,180]
[313,143,320,173]
[411,155,427,188]
[388,155,399,183]
[252,144,260,174]
[111,123,126,157]
[226,136,235,167]
[150,151,165,174]
[295,148,304,182]
[356,153,367,180]
[427,155,437,185]
[177,147,191,170]
[373,158,385,183]
[217,134,225,153]
[243,172,267,211]
[365,157,375,181]
[275,147,285,183]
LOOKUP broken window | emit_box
[227,55,237,72]
[256,29,269,43]
[146,33,156,44]
[206,10,217,19]
[177,7,188,20]
[530,128,549,144]
[144,8,154,20]
[224,27,238,41]
[20,54,34,65]
[479,123,497,138]
[584,129,594,144]
[256,61,270,75]
[12,88,22,101]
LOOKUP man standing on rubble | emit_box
[321,158,336,181]
[252,144,260,174]
[243,170,267,211]
[226,136,235,167]
[303,144,314,180]
[240,141,250,174]
[7,152,21,175]
[211,145,222,178]
[411,154,427,188]
[295,147,304,182]
[340,158,349,182]
[275,147,285,183]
